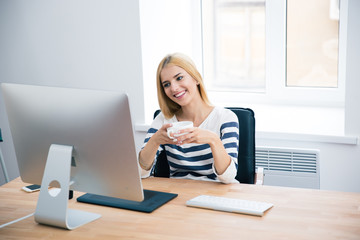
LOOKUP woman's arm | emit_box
[173,128,232,175]
[207,133,232,175]
[139,123,173,171]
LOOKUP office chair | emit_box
[0,128,10,183]
[152,108,261,184]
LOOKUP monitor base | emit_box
[34,144,101,230]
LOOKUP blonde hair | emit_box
[156,53,211,119]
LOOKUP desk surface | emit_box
[1,177,360,240]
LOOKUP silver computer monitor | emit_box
[1,83,144,229]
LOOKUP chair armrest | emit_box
[255,167,264,185]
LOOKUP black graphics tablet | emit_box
[77,189,178,213]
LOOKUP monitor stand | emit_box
[34,144,101,230]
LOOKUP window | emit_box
[202,0,344,107]
[202,0,266,92]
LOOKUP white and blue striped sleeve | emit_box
[214,109,239,183]
[140,114,165,178]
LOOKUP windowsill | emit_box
[135,104,358,145]
[256,131,358,145]
[249,104,345,135]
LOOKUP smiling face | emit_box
[160,65,200,107]
[156,53,212,119]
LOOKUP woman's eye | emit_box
[176,76,183,81]
[163,83,170,88]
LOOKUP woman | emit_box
[138,53,239,184]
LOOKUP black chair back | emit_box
[153,110,170,178]
[227,108,255,184]
[152,108,256,183]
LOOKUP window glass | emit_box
[202,0,266,92]
[286,0,339,87]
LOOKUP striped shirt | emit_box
[141,106,239,184]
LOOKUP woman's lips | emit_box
[174,90,186,99]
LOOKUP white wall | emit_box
[343,0,360,190]
[0,0,145,184]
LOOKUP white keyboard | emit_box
[186,195,273,216]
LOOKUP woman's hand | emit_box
[171,127,218,146]
[153,123,181,145]
[139,123,175,170]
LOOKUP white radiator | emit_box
[256,147,320,189]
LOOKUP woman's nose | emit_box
[170,81,179,92]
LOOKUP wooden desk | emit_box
[0,177,359,239]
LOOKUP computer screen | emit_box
[1,83,144,229]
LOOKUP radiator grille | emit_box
[256,147,318,174]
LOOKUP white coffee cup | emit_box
[167,121,193,139]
